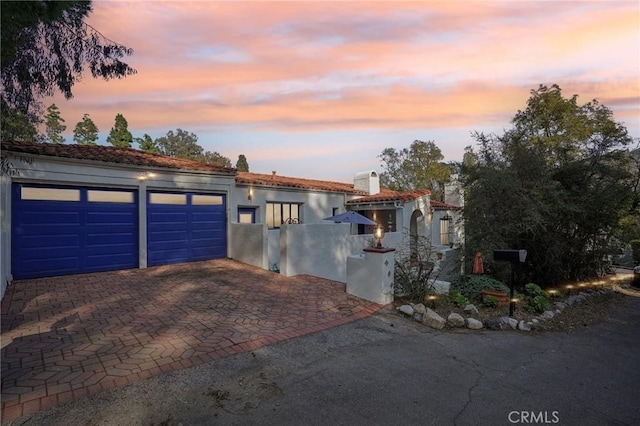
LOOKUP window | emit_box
[192,195,223,205]
[88,190,134,203]
[356,209,396,235]
[440,215,452,245]
[149,193,187,205]
[266,202,301,228]
[21,187,80,202]
[238,208,256,224]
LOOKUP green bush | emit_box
[524,283,544,297]
[483,295,499,309]
[526,295,549,313]
[450,275,510,302]
[449,290,469,308]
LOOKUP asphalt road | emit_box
[5,296,639,426]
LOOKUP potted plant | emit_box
[481,288,508,306]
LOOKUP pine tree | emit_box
[106,113,132,148]
[44,103,66,143]
[135,133,160,153]
[73,114,99,145]
[236,154,249,172]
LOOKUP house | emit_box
[1,140,461,299]
[229,169,461,282]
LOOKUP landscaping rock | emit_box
[413,303,427,315]
[554,302,567,310]
[464,304,479,315]
[518,320,532,331]
[541,310,555,320]
[413,313,423,323]
[467,318,483,330]
[398,305,414,316]
[447,312,465,327]
[500,316,518,330]
[484,318,504,330]
[532,318,540,324]
[422,308,446,330]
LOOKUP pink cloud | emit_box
[51,1,638,142]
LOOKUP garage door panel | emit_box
[87,211,137,224]
[22,257,79,273]
[19,211,81,225]
[147,191,226,267]
[12,184,138,279]
[18,234,80,248]
[148,249,190,264]
[86,232,137,245]
[148,212,189,223]
[86,253,137,268]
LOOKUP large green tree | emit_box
[72,113,99,145]
[156,129,203,159]
[379,140,451,200]
[1,0,135,124]
[106,113,132,148]
[201,151,232,168]
[462,84,634,285]
[44,103,66,143]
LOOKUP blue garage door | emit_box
[147,191,227,266]
[11,184,139,279]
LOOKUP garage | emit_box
[147,191,227,266]
[11,183,139,279]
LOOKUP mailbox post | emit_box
[493,249,527,317]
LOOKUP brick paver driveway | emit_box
[1,259,383,422]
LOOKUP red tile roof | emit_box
[346,189,432,204]
[236,171,367,194]
[431,199,460,210]
[1,140,236,174]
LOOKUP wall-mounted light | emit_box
[374,224,385,248]
[248,188,253,201]
[137,172,157,181]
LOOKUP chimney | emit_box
[353,170,380,195]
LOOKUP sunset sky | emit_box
[51,1,640,182]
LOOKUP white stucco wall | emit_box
[229,223,268,269]
[1,153,235,299]
[230,183,356,226]
[279,223,402,283]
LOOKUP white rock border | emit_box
[396,288,617,332]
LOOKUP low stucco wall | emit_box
[279,223,402,283]
[229,223,268,269]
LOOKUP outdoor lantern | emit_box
[248,188,253,201]
[374,224,385,248]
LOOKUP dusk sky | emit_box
[51,1,640,182]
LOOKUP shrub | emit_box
[449,290,469,308]
[526,295,549,313]
[483,295,499,309]
[450,275,510,302]
[524,283,544,297]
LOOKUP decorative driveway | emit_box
[1,259,383,422]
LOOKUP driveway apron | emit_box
[1,259,383,422]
